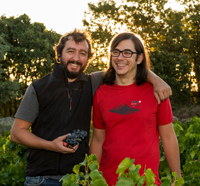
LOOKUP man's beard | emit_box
[61,60,87,79]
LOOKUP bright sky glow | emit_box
[1,0,184,35]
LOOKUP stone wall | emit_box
[0,117,14,136]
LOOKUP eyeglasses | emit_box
[111,49,137,58]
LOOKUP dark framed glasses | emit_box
[111,49,137,58]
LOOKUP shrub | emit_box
[0,131,26,185]
[159,116,200,186]
[1,116,200,185]
[60,154,184,186]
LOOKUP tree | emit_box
[0,14,61,88]
[0,14,61,117]
[149,9,191,105]
[0,34,9,61]
[83,0,118,74]
[83,0,193,105]
[0,34,20,117]
[178,0,200,102]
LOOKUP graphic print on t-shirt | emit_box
[109,103,140,115]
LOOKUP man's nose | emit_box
[117,52,124,59]
[73,52,79,61]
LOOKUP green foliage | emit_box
[61,154,183,186]
[0,14,61,117]
[0,14,61,88]
[159,116,200,186]
[177,0,200,99]
[1,116,200,185]
[149,9,192,105]
[0,64,20,105]
[181,117,200,185]
[60,154,107,186]
[83,0,199,105]
[0,33,10,61]
[116,158,156,186]
[0,131,26,185]
[0,34,20,106]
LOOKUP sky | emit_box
[0,0,184,35]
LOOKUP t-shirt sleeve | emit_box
[15,84,39,123]
[157,97,173,126]
[90,71,104,97]
[92,91,105,129]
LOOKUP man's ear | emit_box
[137,53,144,65]
[57,55,61,63]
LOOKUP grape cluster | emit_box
[63,129,87,148]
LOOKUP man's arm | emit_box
[147,70,172,104]
[89,127,105,164]
[158,123,182,178]
[90,71,104,97]
[10,118,78,154]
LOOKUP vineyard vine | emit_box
[0,116,199,185]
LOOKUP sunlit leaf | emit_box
[116,158,133,177]
[145,169,156,185]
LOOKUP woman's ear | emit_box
[137,53,144,65]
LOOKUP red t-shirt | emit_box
[92,82,173,186]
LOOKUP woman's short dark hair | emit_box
[103,32,150,86]
[53,29,94,62]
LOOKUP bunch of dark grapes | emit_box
[63,129,87,148]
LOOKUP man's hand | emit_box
[146,70,172,104]
[11,118,79,154]
[51,134,79,154]
[153,79,172,104]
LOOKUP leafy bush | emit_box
[61,154,107,186]
[0,131,26,185]
[60,154,184,186]
[0,116,199,185]
[178,117,200,185]
[159,116,200,186]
